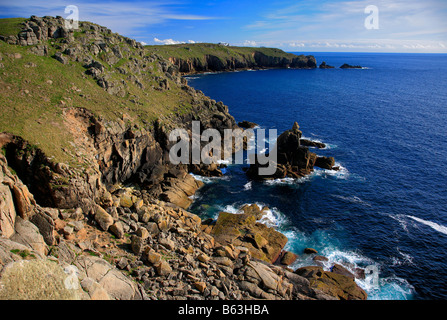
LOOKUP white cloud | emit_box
[153,38,199,45]
[154,38,182,45]
[0,0,219,41]
[243,40,257,46]
[243,0,447,52]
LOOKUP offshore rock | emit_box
[246,122,337,180]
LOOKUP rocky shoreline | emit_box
[0,16,367,300]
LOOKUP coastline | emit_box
[0,16,367,300]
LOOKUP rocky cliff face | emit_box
[169,51,317,74]
[0,16,366,301]
[246,122,338,180]
[0,16,243,213]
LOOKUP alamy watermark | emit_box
[64,265,80,290]
[168,121,277,176]
[64,5,79,30]
[364,5,379,30]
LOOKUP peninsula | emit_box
[0,16,366,301]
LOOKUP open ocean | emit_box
[185,52,447,300]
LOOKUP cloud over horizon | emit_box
[0,0,446,52]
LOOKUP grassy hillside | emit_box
[0,16,312,165]
[145,42,315,72]
[0,17,195,165]
[145,42,300,61]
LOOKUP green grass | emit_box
[144,42,304,64]
[0,17,27,37]
[0,17,304,168]
[0,37,194,165]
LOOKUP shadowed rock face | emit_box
[169,51,317,74]
[246,122,337,180]
[0,16,367,301]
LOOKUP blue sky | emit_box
[1,0,446,52]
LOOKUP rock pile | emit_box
[1,153,367,300]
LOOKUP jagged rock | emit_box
[109,221,124,239]
[0,181,16,239]
[210,211,288,264]
[131,235,145,255]
[319,61,334,69]
[10,216,48,256]
[314,156,335,170]
[280,251,298,266]
[295,266,367,300]
[330,263,355,280]
[75,255,143,300]
[155,260,172,276]
[246,122,322,180]
[53,52,68,64]
[30,208,56,246]
[238,121,258,129]
[93,205,114,231]
[340,63,362,69]
[160,174,204,209]
[304,247,318,254]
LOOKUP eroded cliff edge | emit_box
[0,16,366,300]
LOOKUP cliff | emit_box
[0,16,366,301]
[145,43,317,74]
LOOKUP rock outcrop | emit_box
[246,122,338,180]
[167,46,317,74]
[340,63,363,69]
[295,266,367,300]
[319,61,334,69]
[0,16,367,301]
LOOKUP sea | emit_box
[184,52,447,300]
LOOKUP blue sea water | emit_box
[185,52,447,300]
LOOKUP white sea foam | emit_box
[313,163,349,180]
[406,215,447,236]
[216,202,288,229]
[263,177,306,186]
[257,206,288,228]
[243,181,252,191]
[331,194,372,207]
[189,172,230,184]
[391,248,414,266]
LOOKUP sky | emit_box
[1,0,446,53]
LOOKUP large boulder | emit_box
[160,173,204,209]
[295,266,367,300]
[210,210,288,264]
[10,217,48,256]
[74,255,143,300]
